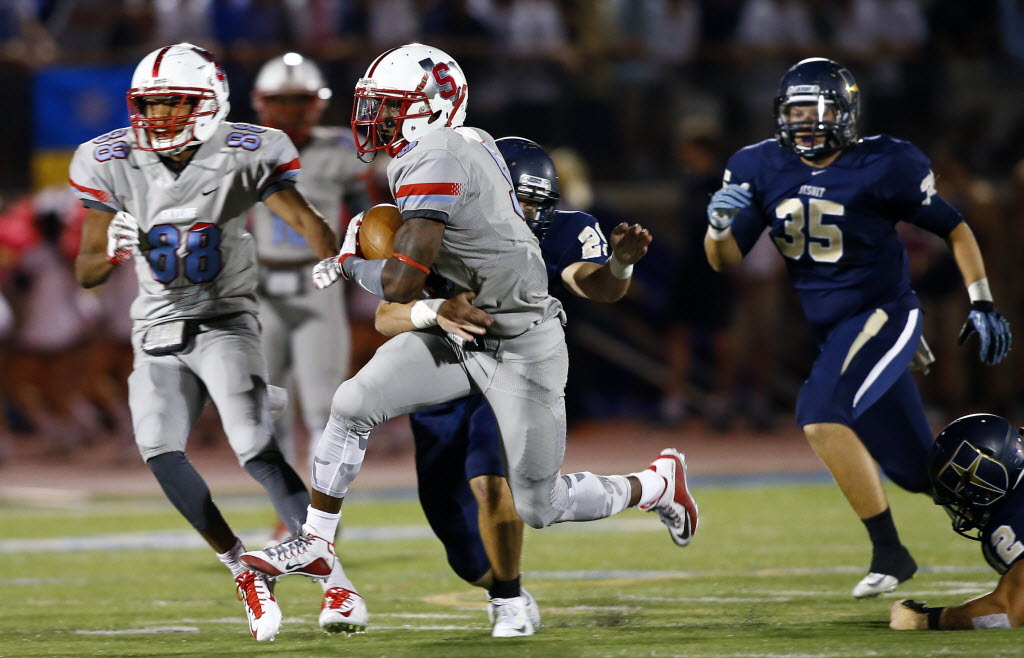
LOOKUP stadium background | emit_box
[1,0,1023,479]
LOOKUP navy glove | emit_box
[958,301,1011,365]
[707,184,752,231]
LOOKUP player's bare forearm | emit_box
[75,208,117,288]
[704,231,744,271]
[947,221,988,287]
[264,187,339,260]
[891,564,1024,630]
[381,217,445,303]
[373,292,492,340]
[562,261,629,302]
[374,300,416,337]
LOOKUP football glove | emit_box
[312,212,364,290]
[106,211,140,265]
[706,183,752,231]
[957,301,1011,365]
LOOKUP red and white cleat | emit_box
[235,570,282,642]
[241,527,336,580]
[319,587,369,634]
[640,448,699,547]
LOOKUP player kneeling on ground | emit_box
[891,414,1024,630]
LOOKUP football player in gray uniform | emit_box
[71,43,362,641]
[250,53,369,472]
[242,43,698,634]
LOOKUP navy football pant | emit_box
[796,302,932,493]
[410,394,506,584]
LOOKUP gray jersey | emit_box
[251,127,367,263]
[387,126,561,338]
[69,122,300,329]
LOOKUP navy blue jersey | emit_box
[726,135,963,330]
[981,484,1024,575]
[540,210,610,292]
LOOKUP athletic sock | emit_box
[863,508,901,550]
[863,509,917,579]
[323,560,356,593]
[488,576,521,600]
[305,505,341,540]
[631,468,667,509]
[217,538,247,577]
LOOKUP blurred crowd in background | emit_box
[2,0,1024,465]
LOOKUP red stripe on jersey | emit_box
[270,158,301,177]
[152,46,171,77]
[69,178,112,203]
[394,183,463,198]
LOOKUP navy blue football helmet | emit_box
[774,58,860,160]
[495,136,560,238]
[929,414,1024,541]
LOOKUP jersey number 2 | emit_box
[147,223,223,284]
[992,525,1024,566]
[773,198,844,263]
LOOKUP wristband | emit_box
[706,225,732,240]
[410,298,444,329]
[967,277,992,303]
[606,254,634,280]
[927,607,945,630]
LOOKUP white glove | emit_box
[106,211,140,265]
[312,212,364,290]
[341,211,364,262]
[312,255,343,289]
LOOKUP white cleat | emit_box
[319,587,369,634]
[235,570,282,642]
[490,595,535,637]
[488,588,541,631]
[640,448,699,547]
[852,572,901,599]
[240,526,336,580]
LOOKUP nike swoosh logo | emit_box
[202,187,219,195]
[284,560,305,570]
[811,170,827,176]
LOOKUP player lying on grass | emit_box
[891,414,1024,630]
[371,136,658,636]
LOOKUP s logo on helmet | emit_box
[432,63,457,100]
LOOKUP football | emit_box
[358,203,403,260]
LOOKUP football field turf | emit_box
[1,481,1018,657]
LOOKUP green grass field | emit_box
[1,481,1018,657]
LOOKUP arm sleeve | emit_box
[879,141,963,236]
[390,148,469,224]
[68,142,123,212]
[719,153,768,255]
[256,132,302,198]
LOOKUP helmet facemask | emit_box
[775,91,853,160]
[351,82,434,159]
[128,90,218,155]
[255,92,326,145]
[516,178,560,239]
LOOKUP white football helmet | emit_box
[352,43,468,157]
[127,43,230,155]
[253,52,331,145]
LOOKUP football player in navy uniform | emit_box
[704,58,1011,598]
[373,136,660,637]
[891,414,1024,630]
